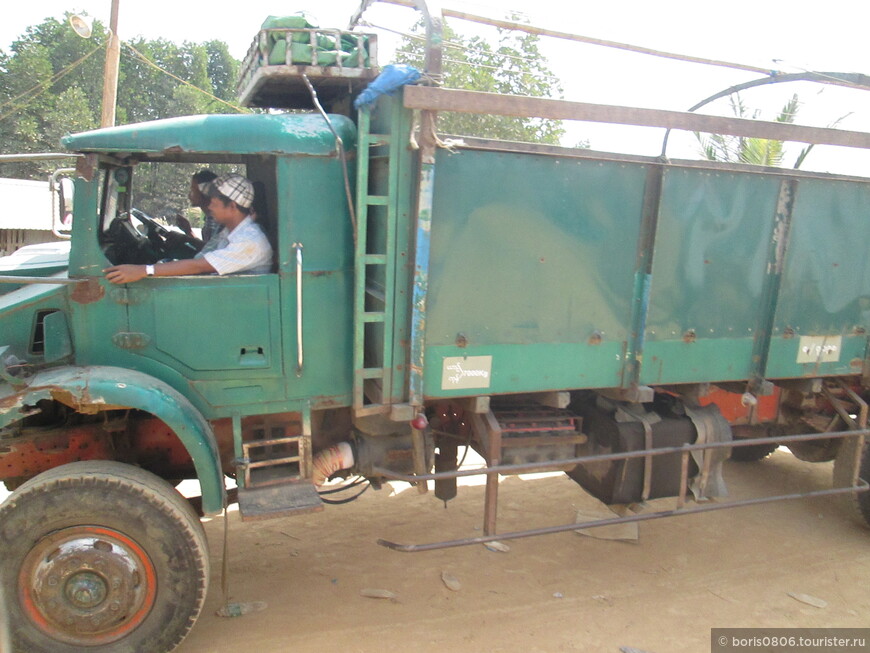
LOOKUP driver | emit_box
[104,174,272,284]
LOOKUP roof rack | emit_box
[237,28,379,111]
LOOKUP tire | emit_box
[788,438,840,463]
[0,461,210,653]
[730,442,778,462]
[0,583,11,653]
[729,425,778,462]
[834,438,870,528]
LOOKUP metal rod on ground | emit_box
[377,481,870,552]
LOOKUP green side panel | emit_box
[425,343,624,398]
[277,156,354,405]
[284,272,353,404]
[68,176,102,277]
[125,276,286,407]
[423,149,648,396]
[43,310,73,362]
[641,168,781,384]
[0,283,69,361]
[641,338,754,385]
[766,178,870,377]
[767,335,867,378]
[150,283,278,372]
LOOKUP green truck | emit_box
[1,7,869,652]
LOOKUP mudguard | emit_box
[0,365,225,515]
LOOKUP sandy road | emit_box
[176,450,870,653]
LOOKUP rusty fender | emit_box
[0,365,224,515]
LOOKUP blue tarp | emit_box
[354,64,422,109]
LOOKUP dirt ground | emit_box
[175,450,870,653]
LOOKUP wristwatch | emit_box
[145,264,155,276]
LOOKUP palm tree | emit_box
[697,93,803,167]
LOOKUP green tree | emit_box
[0,15,241,181]
[697,93,817,168]
[394,17,565,144]
[0,17,105,178]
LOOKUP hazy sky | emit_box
[4,0,870,173]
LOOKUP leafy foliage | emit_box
[696,93,814,168]
[0,13,240,200]
[0,17,106,177]
[394,17,565,144]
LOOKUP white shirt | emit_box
[196,216,273,275]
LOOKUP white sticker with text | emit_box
[441,356,493,390]
[796,335,842,364]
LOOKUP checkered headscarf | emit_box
[206,174,254,209]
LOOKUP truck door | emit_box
[123,273,285,408]
[96,164,287,411]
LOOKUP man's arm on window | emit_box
[104,257,216,284]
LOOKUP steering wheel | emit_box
[102,211,160,265]
[129,208,200,258]
[102,209,200,265]
[130,208,171,238]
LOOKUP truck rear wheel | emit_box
[729,425,778,462]
[834,438,870,528]
[0,461,209,653]
[787,438,840,463]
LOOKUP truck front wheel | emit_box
[0,461,210,653]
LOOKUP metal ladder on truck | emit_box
[352,100,415,420]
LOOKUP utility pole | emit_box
[100,0,121,128]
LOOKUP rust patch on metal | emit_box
[75,154,97,182]
[0,425,114,483]
[70,278,105,304]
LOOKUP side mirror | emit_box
[50,168,75,239]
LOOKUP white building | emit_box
[0,177,69,255]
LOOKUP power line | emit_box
[0,44,103,123]
[0,38,248,127]
[368,0,782,78]
[364,20,556,75]
[362,21,562,84]
[122,42,249,114]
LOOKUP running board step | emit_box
[237,482,323,522]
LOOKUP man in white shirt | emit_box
[104,174,272,284]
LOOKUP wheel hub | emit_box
[64,571,108,609]
[20,526,157,646]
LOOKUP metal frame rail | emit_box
[373,427,869,552]
[0,277,84,285]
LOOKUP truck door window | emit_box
[100,167,165,265]
[100,167,127,232]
